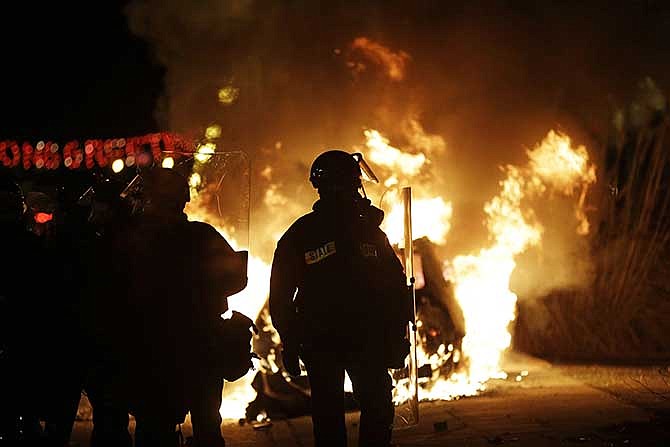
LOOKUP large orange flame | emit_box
[450,130,596,393]
[183,127,596,418]
[365,127,596,402]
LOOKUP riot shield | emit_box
[180,150,250,251]
[389,186,420,428]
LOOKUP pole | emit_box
[403,186,419,425]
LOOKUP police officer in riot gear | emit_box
[122,167,248,447]
[79,176,136,447]
[0,173,45,445]
[269,150,411,446]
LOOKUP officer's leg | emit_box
[133,411,179,447]
[7,345,47,444]
[87,375,132,447]
[189,376,225,447]
[87,352,133,447]
[347,360,394,447]
[1,362,40,445]
[37,353,84,447]
[43,388,81,446]
[12,364,44,445]
[302,348,347,447]
[90,406,132,447]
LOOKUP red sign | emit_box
[0,132,195,171]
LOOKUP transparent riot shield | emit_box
[390,186,420,428]
[180,150,250,251]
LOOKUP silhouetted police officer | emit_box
[123,167,247,447]
[79,176,136,447]
[0,173,45,445]
[38,175,121,447]
[269,150,411,447]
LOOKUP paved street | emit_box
[70,352,670,446]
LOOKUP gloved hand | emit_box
[218,311,259,382]
[281,343,302,377]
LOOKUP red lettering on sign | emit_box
[0,133,196,171]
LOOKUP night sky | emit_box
[2,1,670,146]
[0,1,164,142]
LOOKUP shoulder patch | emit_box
[305,241,336,264]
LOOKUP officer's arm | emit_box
[269,236,299,340]
[202,224,248,299]
[269,235,303,377]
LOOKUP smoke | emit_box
[510,194,596,300]
[124,0,670,289]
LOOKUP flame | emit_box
[180,126,596,419]
[188,173,202,189]
[383,195,452,246]
[527,130,597,235]
[527,130,596,195]
[362,126,451,246]
[448,130,596,392]
[365,127,596,404]
[484,166,542,254]
[350,37,410,81]
[450,167,543,385]
[364,129,427,176]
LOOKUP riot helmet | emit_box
[142,167,190,210]
[309,150,362,192]
[93,177,126,204]
[88,177,131,229]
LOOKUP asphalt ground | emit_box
[69,351,670,446]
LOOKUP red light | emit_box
[34,212,53,224]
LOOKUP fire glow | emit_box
[365,128,596,403]
[184,128,596,418]
[424,129,595,399]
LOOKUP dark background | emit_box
[2,1,670,145]
[0,1,164,141]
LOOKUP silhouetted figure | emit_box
[79,176,136,447]
[269,150,411,447]
[25,177,95,447]
[0,173,46,445]
[122,167,248,447]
